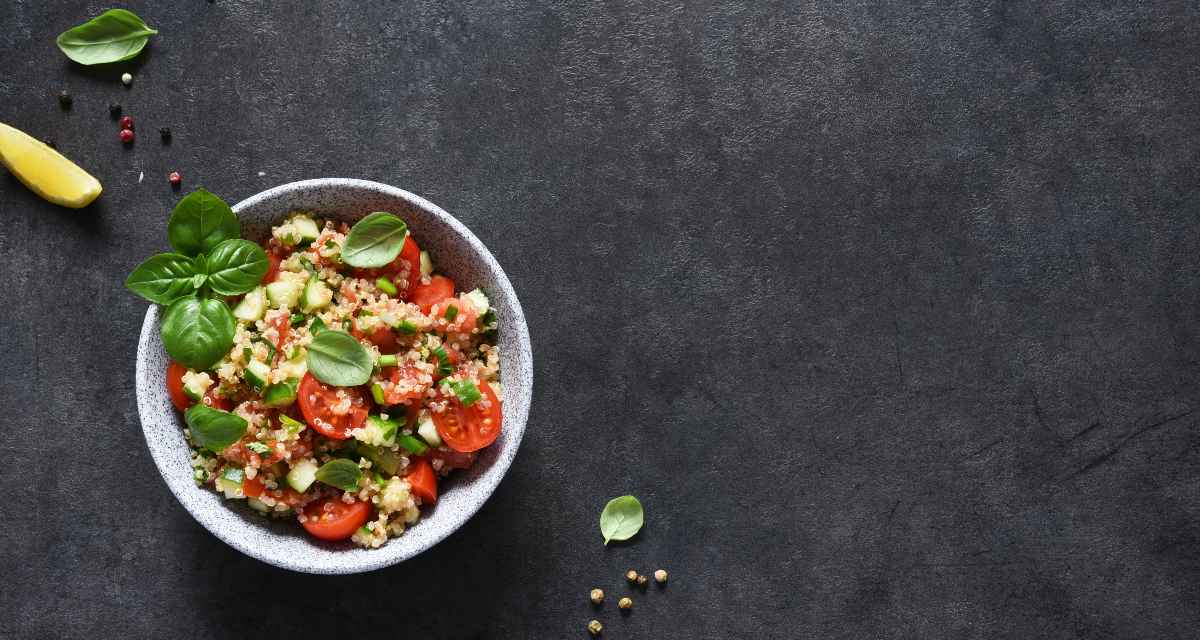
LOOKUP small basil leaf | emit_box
[184,404,247,453]
[161,297,235,370]
[315,458,362,491]
[599,495,644,545]
[341,212,408,268]
[167,188,239,256]
[191,273,208,289]
[125,253,197,304]
[205,239,269,295]
[306,330,373,387]
[56,9,158,66]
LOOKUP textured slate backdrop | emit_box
[3,1,1200,638]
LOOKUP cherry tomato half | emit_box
[297,373,369,440]
[166,362,191,412]
[407,456,438,504]
[433,381,502,452]
[410,275,456,314]
[301,498,371,541]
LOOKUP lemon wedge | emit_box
[0,122,102,208]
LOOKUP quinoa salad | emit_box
[163,210,502,548]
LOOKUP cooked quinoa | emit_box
[166,211,502,548]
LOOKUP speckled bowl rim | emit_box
[134,178,532,574]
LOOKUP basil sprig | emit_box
[306,330,373,387]
[126,189,262,371]
[315,459,362,491]
[56,9,158,66]
[341,212,408,268]
[185,404,248,453]
[599,495,644,545]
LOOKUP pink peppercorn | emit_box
[168,171,182,186]
[119,115,134,130]
[119,129,134,144]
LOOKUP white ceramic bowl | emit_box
[134,178,532,574]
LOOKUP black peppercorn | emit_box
[108,103,122,118]
[58,90,72,108]
[159,127,172,142]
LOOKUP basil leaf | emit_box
[161,297,235,370]
[167,188,239,257]
[204,239,269,295]
[125,253,197,304]
[315,459,362,491]
[56,9,158,66]
[185,404,247,453]
[306,330,373,387]
[341,212,408,268]
[191,273,208,289]
[599,495,644,545]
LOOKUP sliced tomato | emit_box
[297,373,369,439]
[410,275,456,314]
[407,456,438,504]
[263,251,282,284]
[243,476,265,498]
[398,235,422,298]
[429,447,477,470]
[351,323,398,353]
[301,498,371,541]
[166,362,191,411]
[381,364,433,405]
[271,312,290,352]
[433,381,502,452]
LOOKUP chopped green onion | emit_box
[289,312,305,327]
[371,382,386,405]
[480,309,497,332]
[444,379,482,406]
[242,347,254,363]
[375,277,398,296]
[278,414,306,435]
[299,256,316,273]
[431,346,449,362]
[396,434,429,456]
[430,346,452,376]
[253,337,276,362]
[324,239,336,250]
[443,305,459,321]
[396,319,418,334]
[246,442,271,455]
[377,354,398,368]
[358,525,372,537]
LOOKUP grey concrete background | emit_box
[2,1,1200,638]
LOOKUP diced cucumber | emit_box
[356,444,405,475]
[262,378,299,408]
[292,214,320,244]
[417,411,441,447]
[216,466,245,499]
[371,382,387,406]
[233,286,268,322]
[462,288,489,315]
[300,277,332,313]
[419,250,432,276]
[266,279,304,309]
[396,434,429,456]
[286,458,319,492]
[245,360,271,391]
[278,413,306,437]
[181,371,213,402]
[364,414,399,445]
[277,352,308,380]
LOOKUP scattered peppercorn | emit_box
[618,597,632,611]
[57,90,72,108]
[119,116,134,131]
[168,171,182,187]
[119,129,134,144]
[108,103,122,118]
[159,127,172,142]
[625,569,638,584]
[589,588,604,605]
[636,574,649,587]
[654,569,668,584]
[587,620,602,636]
[121,72,133,86]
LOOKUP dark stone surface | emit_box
[2,1,1200,638]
